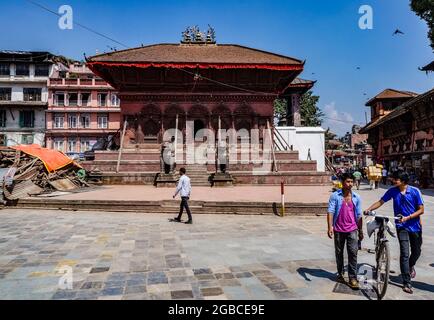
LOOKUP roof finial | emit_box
[181,25,216,44]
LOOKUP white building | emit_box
[276,126,326,172]
[0,51,59,147]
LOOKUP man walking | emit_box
[382,167,388,185]
[173,167,193,224]
[327,173,364,289]
[353,168,362,190]
[365,171,424,294]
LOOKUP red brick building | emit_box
[46,62,121,158]
[360,88,434,185]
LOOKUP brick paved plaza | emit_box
[0,185,433,300]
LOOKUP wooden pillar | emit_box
[292,94,302,127]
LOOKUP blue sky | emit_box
[1,0,433,135]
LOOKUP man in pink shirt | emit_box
[327,173,364,289]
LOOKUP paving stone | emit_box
[193,268,213,275]
[235,272,254,278]
[264,282,288,291]
[51,290,77,300]
[101,287,124,296]
[171,290,194,299]
[81,282,103,290]
[90,267,110,274]
[201,287,224,297]
[125,286,146,295]
[215,273,235,280]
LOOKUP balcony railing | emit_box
[49,78,111,87]
[24,94,42,102]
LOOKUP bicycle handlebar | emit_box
[364,210,403,221]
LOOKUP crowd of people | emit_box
[332,165,432,190]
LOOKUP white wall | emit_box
[3,107,46,130]
[276,126,326,172]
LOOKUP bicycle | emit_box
[364,211,402,300]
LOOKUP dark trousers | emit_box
[397,229,423,286]
[177,196,192,221]
[334,230,358,279]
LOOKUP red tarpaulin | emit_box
[10,144,79,173]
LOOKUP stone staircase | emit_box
[182,164,211,186]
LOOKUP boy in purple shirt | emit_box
[327,173,364,289]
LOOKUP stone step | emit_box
[14,198,327,215]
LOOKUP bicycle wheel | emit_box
[376,241,390,300]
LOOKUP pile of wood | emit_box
[0,148,89,200]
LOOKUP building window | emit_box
[35,64,49,77]
[19,110,35,128]
[68,93,78,106]
[0,134,6,146]
[15,64,30,76]
[80,139,91,152]
[111,93,120,106]
[53,139,64,151]
[68,114,78,128]
[0,88,11,101]
[0,110,6,127]
[80,93,90,107]
[0,63,10,76]
[67,139,77,153]
[21,134,34,145]
[54,114,64,128]
[23,88,42,102]
[80,113,90,128]
[98,93,107,107]
[55,93,65,106]
[97,114,108,129]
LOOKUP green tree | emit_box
[411,0,434,51]
[300,91,324,126]
[273,99,287,125]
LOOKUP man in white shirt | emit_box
[173,167,193,224]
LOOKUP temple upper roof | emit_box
[88,43,303,67]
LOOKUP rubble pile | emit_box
[0,147,88,200]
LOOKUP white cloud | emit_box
[322,102,354,136]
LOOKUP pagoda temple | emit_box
[84,28,327,186]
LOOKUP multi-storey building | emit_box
[0,51,57,147]
[46,62,121,158]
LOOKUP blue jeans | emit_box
[397,229,422,286]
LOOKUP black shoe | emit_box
[185,220,193,224]
[172,217,181,223]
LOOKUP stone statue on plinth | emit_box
[156,137,178,187]
[212,141,233,187]
[135,124,145,144]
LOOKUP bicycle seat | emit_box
[367,219,396,238]
[374,216,389,223]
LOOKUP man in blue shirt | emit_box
[365,171,424,294]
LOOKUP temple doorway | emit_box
[194,119,205,138]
